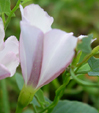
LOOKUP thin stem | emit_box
[32,103,37,113]
[4,0,21,30]
[75,45,99,73]
[41,74,70,113]
[52,78,60,89]
[2,13,5,25]
[0,79,10,113]
[70,69,99,87]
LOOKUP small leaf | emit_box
[77,34,93,54]
[15,73,24,90]
[52,100,98,113]
[0,0,11,15]
[77,34,93,63]
[88,57,99,76]
[76,63,91,73]
[34,89,50,106]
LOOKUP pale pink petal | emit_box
[0,17,5,50]
[0,52,19,77]
[20,4,53,33]
[37,29,77,88]
[0,64,10,80]
[0,36,19,77]
[20,22,44,87]
[0,36,19,61]
[4,36,19,55]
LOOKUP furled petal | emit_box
[0,52,19,77]
[20,22,44,87]
[0,17,5,50]
[37,29,77,88]
[0,64,10,80]
[20,4,53,33]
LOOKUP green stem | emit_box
[41,74,70,113]
[4,0,21,30]
[32,103,37,113]
[75,45,99,73]
[2,13,5,25]
[70,69,99,87]
[1,79,10,113]
[52,78,60,89]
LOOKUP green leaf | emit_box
[31,90,51,112]
[52,100,98,113]
[0,0,11,15]
[76,63,91,73]
[88,57,99,76]
[77,34,93,54]
[15,73,24,90]
[77,34,93,63]
[35,89,46,104]
[34,89,50,106]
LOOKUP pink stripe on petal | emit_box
[27,36,43,87]
[20,22,44,87]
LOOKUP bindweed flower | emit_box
[0,18,19,80]
[15,4,79,111]
[19,4,78,89]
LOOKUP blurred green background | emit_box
[0,0,99,112]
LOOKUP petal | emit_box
[5,36,19,55]
[0,64,10,80]
[20,22,44,87]
[0,17,5,50]
[0,52,19,77]
[20,4,53,33]
[37,29,77,88]
[0,36,19,62]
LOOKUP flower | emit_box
[19,4,77,89]
[0,18,19,80]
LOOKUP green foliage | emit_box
[88,57,99,76]
[35,89,46,105]
[77,34,93,54]
[52,100,98,113]
[0,0,11,15]
[76,63,91,74]
[76,34,93,63]
[15,73,24,90]
[22,109,34,113]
